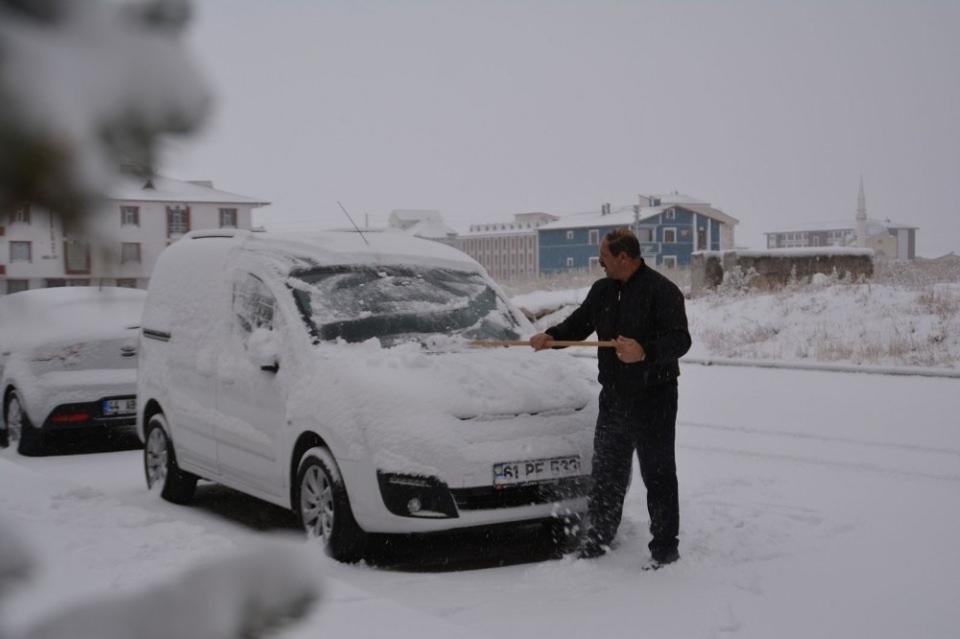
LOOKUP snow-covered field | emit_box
[2,362,958,638]
[515,279,960,370]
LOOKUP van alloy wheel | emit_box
[145,426,169,488]
[300,465,335,539]
[143,414,197,504]
[295,449,365,562]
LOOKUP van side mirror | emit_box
[248,327,281,373]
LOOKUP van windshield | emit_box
[288,265,522,345]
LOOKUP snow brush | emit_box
[469,340,617,348]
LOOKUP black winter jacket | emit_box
[545,261,692,392]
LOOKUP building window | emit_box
[663,228,677,243]
[566,230,575,241]
[767,235,777,249]
[121,242,142,264]
[589,256,600,271]
[121,205,140,226]
[10,241,31,262]
[637,228,653,242]
[166,206,191,237]
[588,229,599,245]
[64,239,91,274]
[219,207,238,228]
[116,278,138,289]
[67,279,90,286]
[665,209,676,220]
[45,279,66,288]
[5,279,29,294]
[565,257,574,268]
[662,255,677,269]
[10,204,31,225]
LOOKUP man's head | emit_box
[599,228,643,282]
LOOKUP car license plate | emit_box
[102,398,136,416]
[493,455,581,487]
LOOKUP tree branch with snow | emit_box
[0,0,210,221]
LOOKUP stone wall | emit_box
[691,249,874,293]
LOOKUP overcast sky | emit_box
[165,0,960,256]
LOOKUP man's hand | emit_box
[615,336,646,363]
[530,333,555,351]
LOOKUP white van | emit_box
[138,229,595,561]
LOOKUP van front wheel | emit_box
[295,448,365,563]
[144,414,197,504]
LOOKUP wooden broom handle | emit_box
[469,339,616,348]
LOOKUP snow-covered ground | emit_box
[2,362,958,638]
[515,280,960,370]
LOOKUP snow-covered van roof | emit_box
[184,228,481,274]
[142,229,492,341]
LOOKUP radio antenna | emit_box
[337,201,369,245]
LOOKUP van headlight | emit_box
[376,472,458,519]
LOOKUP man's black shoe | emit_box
[642,549,680,571]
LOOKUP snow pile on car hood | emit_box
[283,339,597,476]
[319,340,594,420]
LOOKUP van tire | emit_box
[295,447,365,563]
[144,414,198,504]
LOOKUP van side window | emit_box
[232,274,276,338]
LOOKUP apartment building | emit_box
[538,194,738,274]
[1,176,267,294]
[455,212,559,281]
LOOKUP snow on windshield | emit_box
[288,265,522,345]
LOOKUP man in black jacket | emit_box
[531,228,691,568]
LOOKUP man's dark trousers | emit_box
[584,381,679,559]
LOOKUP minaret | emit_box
[855,176,868,247]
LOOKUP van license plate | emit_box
[102,398,136,416]
[493,455,581,487]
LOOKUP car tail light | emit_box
[51,411,90,424]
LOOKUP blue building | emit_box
[537,194,739,275]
